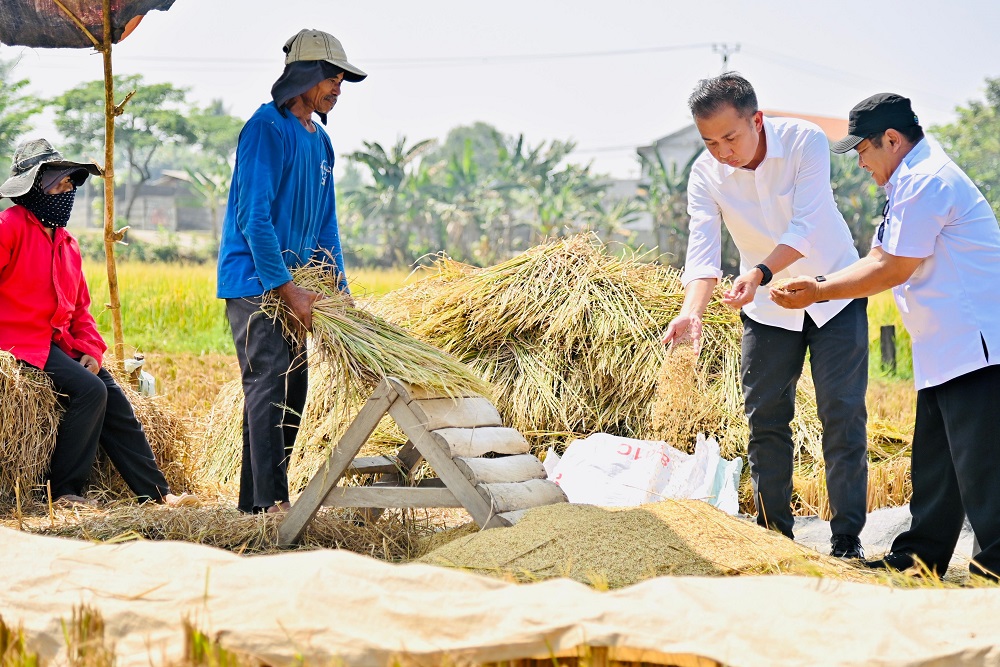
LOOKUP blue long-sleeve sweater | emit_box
[217,102,348,299]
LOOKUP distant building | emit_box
[67,170,222,232]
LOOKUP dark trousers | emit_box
[226,296,308,513]
[741,299,869,539]
[891,364,1000,578]
[42,344,169,500]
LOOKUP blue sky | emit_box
[2,0,998,178]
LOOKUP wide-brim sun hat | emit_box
[0,138,101,198]
[282,29,367,82]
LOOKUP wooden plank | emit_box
[361,441,424,524]
[431,427,529,458]
[386,377,482,403]
[497,508,529,526]
[321,486,460,508]
[347,456,401,475]
[389,399,507,529]
[453,454,546,485]
[476,479,567,514]
[407,396,503,430]
[277,381,397,546]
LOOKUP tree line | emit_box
[2,58,998,271]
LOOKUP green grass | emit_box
[867,291,913,381]
[82,261,415,355]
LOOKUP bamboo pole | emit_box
[101,0,126,369]
[48,0,128,369]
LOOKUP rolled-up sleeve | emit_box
[681,166,724,286]
[234,119,294,291]
[776,129,832,258]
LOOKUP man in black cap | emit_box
[217,29,366,514]
[771,93,1000,580]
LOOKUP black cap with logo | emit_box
[832,93,920,154]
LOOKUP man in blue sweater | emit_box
[217,29,366,514]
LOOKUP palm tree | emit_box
[636,149,699,265]
[347,137,435,266]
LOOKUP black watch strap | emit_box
[754,263,773,286]
[815,275,829,303]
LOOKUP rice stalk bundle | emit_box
[261,263,492,403]
[793,455,912,518]
[195,370,407,495]
[0,351,61,499]
[372,234,749,452]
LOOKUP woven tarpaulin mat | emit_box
[0,0,174,48]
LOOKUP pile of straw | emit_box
[419,500,870,588]
[27,501,424,559]
[195,368,408,496]
[373,234,744,451]
[88,360,198,499]
[0,351,61,499]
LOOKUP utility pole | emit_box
[712,43,741,72]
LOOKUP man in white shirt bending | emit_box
[662,73,869,558]
[772,93,1000,581]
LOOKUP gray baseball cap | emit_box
[282,29,367,83]
[0,138,100,198]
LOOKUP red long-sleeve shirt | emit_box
[0,204,106,368]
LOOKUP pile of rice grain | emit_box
[419,499,868,588]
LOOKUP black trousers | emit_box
[226,296,308,513]
[890,364,1000,578]
[741,299,869,539]
[41,344,170,500]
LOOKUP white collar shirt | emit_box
[682,116,860,330]
[874,136,1000,389]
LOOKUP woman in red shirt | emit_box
[0,138,194,508]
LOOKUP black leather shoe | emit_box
[831,534,864,559]
[864,551,915,571]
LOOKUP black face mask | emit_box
[11,181,76,228]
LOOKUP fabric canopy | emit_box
[0,0,175,48]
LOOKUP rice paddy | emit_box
[5,237,923,582]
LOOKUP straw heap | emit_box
[373,234,744,452]
[88,362,198,499]
[0,351,61,499]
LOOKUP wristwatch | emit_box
[754,263,773,286]
[815,275,829,303]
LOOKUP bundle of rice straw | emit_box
[197,363,407,495]
[0,351,61,499]
[373,234,745,453]
[261,261,492,403]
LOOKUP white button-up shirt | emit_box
[875,137,1000,389]
[682,116,860,330]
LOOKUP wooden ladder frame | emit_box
[278,377,565,546]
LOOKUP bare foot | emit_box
[266,501,291,514]
[163,492,199,507]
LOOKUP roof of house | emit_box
[761,109,848,142]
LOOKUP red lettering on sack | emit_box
[617,443,632,456]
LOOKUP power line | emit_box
[10,42,716,68]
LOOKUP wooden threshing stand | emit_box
[278,377,567,546]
